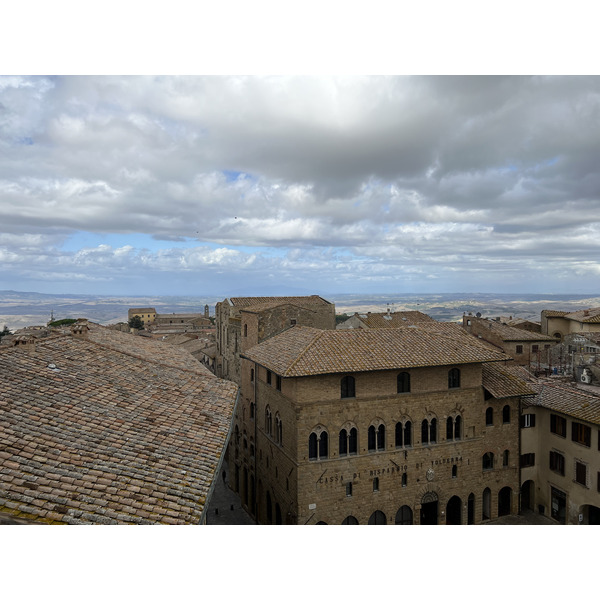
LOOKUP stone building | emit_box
[128,307,157,327]
[336,309,435,329]
[519,376,600,524]
[232,324,533,525]
[463,314,558,368]
[541,307,600,341]
[215,295,336,386]
[0,321,238,524]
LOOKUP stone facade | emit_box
[541,308,600,340]
[517,378,600,524]
[232,325,532,525]
[215,296,336,386]
[463,315,558,368]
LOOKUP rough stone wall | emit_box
[233,359,520,525]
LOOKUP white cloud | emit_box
[1,75,600,294]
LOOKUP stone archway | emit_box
[446,495,462,525]
[420,491,439,525]
[521,480,534,512]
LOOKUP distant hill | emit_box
[1,290,599,332]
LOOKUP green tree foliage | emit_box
[48,318,78,328]
[0,325,12,338]
[128,315,144,330]
[335,313,350,325]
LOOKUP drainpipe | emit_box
[253,360,258,521]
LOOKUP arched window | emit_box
[265,406,272,436]
[502,405,510,424]
[482,452,494,471]
[349,427,358,454]
[397,372,411,393]
[368,510,387,525]
[319,431,328,459]
[395,422,403,447]
[421,419,429,445]
[234,424,239,445]
[309,429,329,460]
[368,425,376,452]
[452,464,458,478]
[486,407,493,426]
[275,414,282,446]
[430,418,437,444]
[341,515,359,525]
[401,473,407,487]
[395,505,413,525]
[250,368,254,382]
[250,402,255,420]
[309,433,318,460]
[446,415,462,441]
[448,368,461,389]
[341,375,355,399]
[503,449,509,467]
[377,424,385,451]
[339,429,348,456]
[404,421,412,446]
[395,420,412,448]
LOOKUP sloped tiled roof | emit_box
[564,307,600,323]
[353,311,435,328]
[231,295,332,308]
[543,310,569,318]
[242,324,506,377]
[476,319,556,342]
[524,381,600,425]
[482,362,537,399]
[0,324,238,525]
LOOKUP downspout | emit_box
[253,360,258,521]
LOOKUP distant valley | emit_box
[1,290,599,332]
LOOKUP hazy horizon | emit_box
[2,76,600,297]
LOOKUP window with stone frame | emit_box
[572,422,591,447]
[448,368,461,389]
[502,405,510,424]
[482,452,494,470]
[575,460,588,487]
[309,429,328,461]
[447,415,461,440]
[341,375,355,399]
[549,450,565,475]
[550,414,567,437]
[397,372,411,393]
[396,420,412,448]
[516,345,523,354]
[486,407,494,426]
[503,449,509,467]
[266,370,272,385]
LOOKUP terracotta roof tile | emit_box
[482,362,537,399]
[0,324,238,525]
[242,324,506,377]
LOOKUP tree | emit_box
[0,325,11,338]
[128,315,144,330]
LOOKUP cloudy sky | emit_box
[1,75,600,296]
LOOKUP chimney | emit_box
[71,319,90,338]
[13,334,36,353]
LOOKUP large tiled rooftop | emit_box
[242,324,506,377]
[0,323,238,524]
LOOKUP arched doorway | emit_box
[498,487,512,517]
[266,491,272,524]
[521,480,534,512]
[580,505,600,525]
[368,510,387,524]
[316,521,327,525]
[467,493,475,524]
[341,515,359,525]
[395,505,413,525]
[446,495,462,525]
[482,488,491,521]
[420,491,438,525]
